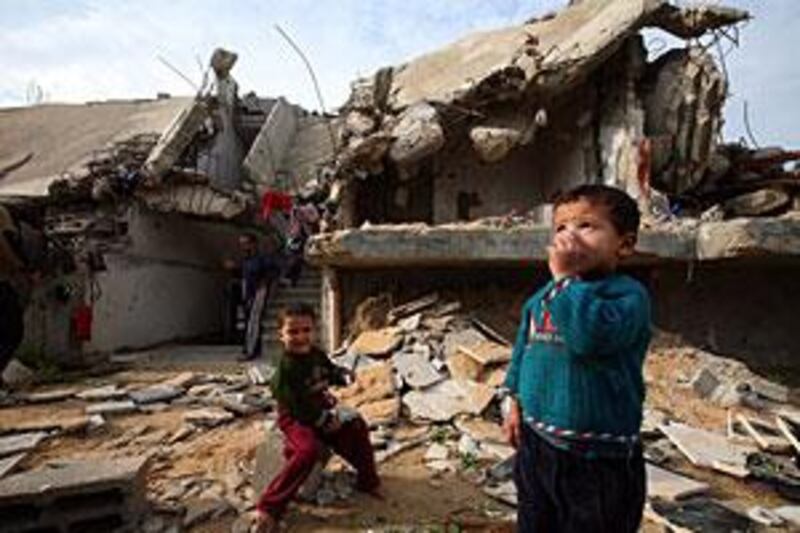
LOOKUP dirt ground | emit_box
[0,344,796,532]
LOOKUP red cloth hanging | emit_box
[72,304,93,342]
[260,191,294,221]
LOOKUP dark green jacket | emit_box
[270,347,348,427]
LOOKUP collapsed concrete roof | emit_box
[0,98,192,197]
[357,0,747,111]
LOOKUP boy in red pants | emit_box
[256,303,380,532]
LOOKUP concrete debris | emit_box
[747,506,785,527]
[424,443,450,462]
[183,408,235,428]
[359,398,400,427]
[646,464,709,502]
[469,126,522,163]
[392,350,444,389]
[182,497,234,528]
[0,456,149,533]
[403,380,493,422]
[387,103,445,166]
[349,327,403,358]
[455,418,506,446]
[86,400,138,417]
[76,384,128,402]
[160,372,200,390]
[457,340,511,366]
[246,364,274,386]
[690,367,721,400]
[129,384,183,405]
[659,423,756,478]
[335,362,396,407]
[1,360,35,389]
[773,506,800,527]
[648,498,752,533]
[387,293,440,324]
[20,388,78,404]
[483,480,517,507]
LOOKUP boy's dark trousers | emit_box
[514,422,645,533]
[257,409,380,519]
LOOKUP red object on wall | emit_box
[72,304,93,342]
[260,191,293,220]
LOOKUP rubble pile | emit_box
[681,145,800,219]
[327,292,800,530]
[0,366,277,532]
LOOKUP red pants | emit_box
[257,410,380,519]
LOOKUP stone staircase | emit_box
[261,267,324,360]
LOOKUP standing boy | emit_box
[256,303,380,532]
[502,185,651,532]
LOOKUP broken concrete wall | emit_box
[87,207,239,353]
[333,259,800,385]
[243,98,301,190]
[18,273,85,365]
[651,261,800,377]
[432,87,598,224]
[643,45,727,195]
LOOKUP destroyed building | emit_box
[283,0,800,378]
[0,49,333,363]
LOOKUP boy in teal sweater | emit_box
[502,185,651,532]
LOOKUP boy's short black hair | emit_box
[553,184,640,236]
[278,302,316,326]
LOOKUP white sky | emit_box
[1,0,797,147]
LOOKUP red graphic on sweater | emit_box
[540,310,557,333]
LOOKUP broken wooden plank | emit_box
[735,413,793,454]
[387,293,439,323]
[775,415,800,455]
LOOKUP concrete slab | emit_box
[392,350,444,389]
[455,418,506,446]
[402,379,493,422]
[183,408,235,428]
[0,455,148,500]
[646,464,709,501]
[457,340,511,366]
[335,362,395,407]
[85,400,137,416]
[350,328,403,358]
[307,217,800,268]
[774,506,800,527]
[129,384,183,405]
[659,423,756,477]
[358,398,400,427]
[20,388,79,404]
[0,432,48,458]
[76,385,128,402]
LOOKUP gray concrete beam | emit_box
[307,217,800,268]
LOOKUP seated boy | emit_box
[256,303,380,532]
[502,185,651,532]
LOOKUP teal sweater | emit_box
[503,274,651,454]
